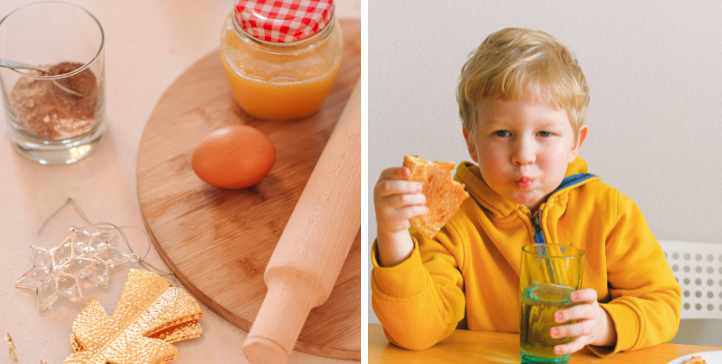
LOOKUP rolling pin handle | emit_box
[243,278,316,364]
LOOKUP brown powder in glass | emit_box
[10,62,98,140]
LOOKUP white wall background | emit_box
[368,1,722,345]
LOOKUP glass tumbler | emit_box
[520,244,585,364]
[0,1,105,164]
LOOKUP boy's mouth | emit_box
[515,177,533,189]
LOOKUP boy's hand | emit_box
[374,167,429,233]
[374,167,429,267]
[549,288,618,354]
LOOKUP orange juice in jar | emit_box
[220,0,343,120]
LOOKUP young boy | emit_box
[371,28,681,356]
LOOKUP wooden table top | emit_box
[369,323,721,363]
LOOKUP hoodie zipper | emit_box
[526,208,546,243]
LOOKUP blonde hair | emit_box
[457,28,589,143]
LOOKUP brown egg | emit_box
[192,125,276,189]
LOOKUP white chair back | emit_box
[659,240,722,319]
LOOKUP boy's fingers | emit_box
[393,205,430,220]
[553,336,587,356]
[375,180,422,197]
[388,193,426,209]
[550,320,593,339]
[378,167,411,181]
[571,288,598,303]
[554,303,596,323]
[376,204,428,229]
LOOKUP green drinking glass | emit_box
[520,243,585,364]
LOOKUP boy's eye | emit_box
[494,130,511,137]
[537,131,552,137]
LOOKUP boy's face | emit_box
[464,93,587,213]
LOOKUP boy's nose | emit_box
[511,138,536,165]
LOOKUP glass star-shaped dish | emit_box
[15,226,139,312]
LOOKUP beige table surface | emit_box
[0,1,361,363]
[369,323,722,364]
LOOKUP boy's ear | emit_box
[569,125,588,162]
[463,128,479,163]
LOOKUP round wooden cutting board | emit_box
[136,20,360,360]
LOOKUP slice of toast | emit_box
[682,356,707,364]
[404,155,469,239]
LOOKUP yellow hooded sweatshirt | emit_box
[371,157,681,356]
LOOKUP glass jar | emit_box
[0,2,106,164]
[220,0,343,120]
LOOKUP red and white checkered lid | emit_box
[234,0,334,43]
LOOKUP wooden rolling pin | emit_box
[242,80,361,364]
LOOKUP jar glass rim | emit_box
[0,1,105,80]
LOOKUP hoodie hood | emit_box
[454,157,598,219]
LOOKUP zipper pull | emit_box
[528,209,546,243]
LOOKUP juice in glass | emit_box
[520,284,579,361]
